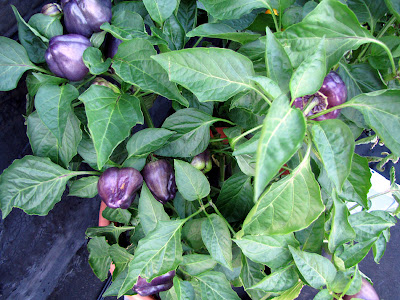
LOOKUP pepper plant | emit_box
[0,0,400,299]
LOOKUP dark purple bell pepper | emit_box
[107,35,123,58]
[133,271,175,296]
[142,160,177,204]
[41,3,62,17]
[293,71,347,121]
[62,0,112,37]
[97,167,143,209]
[45,34,91,81]
[191,149,212,173]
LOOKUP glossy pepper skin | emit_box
[62,0,112,37]
[142,160,177,204]
[97,167,143,209]
[343,278,379,300]
[293,71,347,121]
[133,271,175,296]
[191,149,212,173]
[45,34,91,81]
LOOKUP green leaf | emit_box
[79,85,143,170]
[143,0,178,25]
[276,0,377,70]
[193,271,241,300]
[289,246,337,289]
[216,173,253,222]
[69,176,99,198]
[254,95,306,200]
[346,90,400,157]
[26,73,67,97]
[161,277,195,300]
[138,183,170,235]
[152,48,255,102]
[0,36,37,91]
[119,220,184,297]
[198,0,266,20]
[187,23,261,44]
[177,0,197,40]
[180,254,217,276]
[27,111,82,168]
[243,152,324,236]
[249,75,283,100]
[156,108,218,157]
[348,211,395,242]
[112,39,187,106]
[335,238,377,268]
[290,38,326,99]
[163,14,186,50]
[0,156,77,218]
[295,214,325,253]
[109,244,134,280]
[240,256,266,300]
[28,13,63,39]
[103,268,135,297]
[126,128,175,158]
[314,289,333,300]
[182,217,206,250]
[201,214,233,270]
[249,264,299,293]
[83,47,112,75]
[347,0,387,31]
[311,119,355,192]
[265,27,293,94]
[173,192,200,219]
[385,0,400,22]
[174,160,210,201]
[102,207,132,224]
[11,6,48,64]
[87,236,112,281]
[35,84,79,145]
[270,281,303,300]
[86,224,135,245]
[234,234,299,270]
[328,193,356,253]
[90,31,107,48]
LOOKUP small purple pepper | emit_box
[97,167,143,209]
[191,149,212,173]
[142,160,177,204]
[133,271,175,296]
[293,71,347,121]
[62,0,112,37]
[45,34,91,81]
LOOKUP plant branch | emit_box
[139,96,155,128]
[184,202,211,222]
[231,125,263,148]
[307,103,351,120]
[193,37,203,48]
[207,195,236,235]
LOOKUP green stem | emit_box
[349,203,360,212]
[184,202,211,222]
[307,103,351,120]
[339,265,359,299]
[103,72,123,84]
[133,87,141,97]
[368,189,393,200]
[139,96,155,128]
[215,118,236,126]
[302,96,319,116]
[231,124,263,148]
[253,87,272,106]
[210,138,228,143]
[33,66,52,75]
[140,91,154,97]
[72,100,83,108]
[193,37,203,48]
[77,170,102,176]
[207,195,236,235]
[266,4,280,32]
[76,75,96,90]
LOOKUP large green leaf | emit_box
[138,183,170,235]
[289,246,337,289]
[28,13,63,39]
[26,73,68,97]
[174,160,210,201]
[180,254,217,276]
[126,128,175,158]
[254,95,306,200]
[295,214,325,253]
[161,277,195,300]
[265,27,292,94]
[152,48,255,102]
[216,173,253,222]
[83,47,112,75]
[102,207,132,224]
[240,256,266,300]
[276,0,377,70]
[243,151,324,236]
[328,193,356,253]
[193,271,241,300]
[156,108,218,157]
[249,264,299,293]
[68,176,99,198]
[234,234,299,270]
[109,244,134,280]
[187,23,260,44]
[311,119,355,192]
[112,39,187,106]
[385,0,400,22]
[0,37,37,91]
[35,84,79,145]
[119,220,184,297]
[86,225,135,245]
[346,90,400,156]
[163,14,186,50]
[335,238,377,268]
[87,236,112,281]
[198,0,270,20]
[79,85,143,170]
[349,211,395,242]
[0,156,77,218]
[201,214,233,270]
[143,0,178,25]
[347,0,387,31]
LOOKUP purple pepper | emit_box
[142,160,177,204]
[107,35,123,58]
[293,71,347,121]
[41,3,62,17]
[133,271,175,296]
[45,34,91,81]
[97,167,143,209]
[62,0,112,37]
[191,149,212,173]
